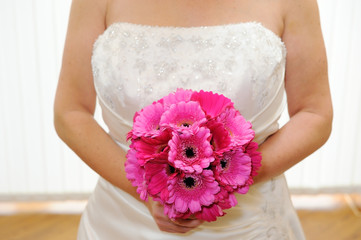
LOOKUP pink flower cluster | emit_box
[125,89,261,222]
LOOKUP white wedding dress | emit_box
[78,22,306,240]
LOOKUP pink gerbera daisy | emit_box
[144,152,175,201]
[161,88,193,108]
[159,101,207,130]
[163,203,192,220]
[194,203,224,222]
[214,149,252,189]
[190,90,234,118]
[125,88,262,222]
[244,141,262,186]
[124,148,148,201]
[231,142,262,194]
[216,108,255,146]
[215,188,238,210]
[194,189,237,222]
[168,127,214,173]
[132,102,165,138]
[206,120,232,155]
[165,170,220,215]
[131,130,172,166]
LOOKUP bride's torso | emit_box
[90,19,292,232]
[82,2,308,238]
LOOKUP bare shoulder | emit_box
[67,0,108,37]
[60,0,108,81]
[281,0,324,43]
[62,0,108,66]
[282,0,320,20]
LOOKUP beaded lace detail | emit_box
[92,22,286,120]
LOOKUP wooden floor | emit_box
[0,194,360,240]
[296,194,361,240]
[0,214,80,240]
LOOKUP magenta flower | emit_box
[124,148,148,201]
[216,108,255,146]
[163,203,192,220]
[230,142,262,194]
[144,152,174,201]
[160,101,207,130]
[194,188,237,222]
[131,130,171,166]
[163,187,237,222]
[190,90,234,118]
[214,149,252,189]
[194,189,238,222]
[243,142,262,187]
[168,127,214,173]
[132,102,165,138]
[206,120,232,154]
[125,88,262,222]
[165,170,220,215]
[194,204,224,222]
[215,188,238,210]
[161,88,193,108]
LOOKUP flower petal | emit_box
[132,102,165,138]
[166,170,220,215]
[215,150,252,187]
[160,101,207,130]
[168,127,214,173]
[190,90,234,118]
[216,108,255,146]
[161,88,193,108]
[124,149,148,201]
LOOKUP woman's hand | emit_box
[146,199,204,234]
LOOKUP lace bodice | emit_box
[92,22,286,146]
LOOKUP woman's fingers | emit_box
[171,218,204,228]
[149,201,203,233]
[157,221,195,233]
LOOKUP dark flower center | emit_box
[168,165,175,174]
[158,145,167,153]
[210,138,215,147]
[182,123,190,127]
[185,147,196,158]
[204,165,212,170]
[221,160,228,169]
[183,177,196,188]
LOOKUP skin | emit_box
[54,0,333,234]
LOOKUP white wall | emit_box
[0,0,360,200]
[0,0,98,200]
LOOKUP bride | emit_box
[54,0,332,239]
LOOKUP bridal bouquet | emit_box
[125,89,261,222]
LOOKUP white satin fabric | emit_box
[78,22,306,239]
